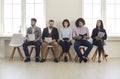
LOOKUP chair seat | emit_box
[9,44,22,47]
[47,45,53,48]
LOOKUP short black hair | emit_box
[31,18,37,22]
[75,18,85,27]
[62,19,70,27]
[49,19,54,22]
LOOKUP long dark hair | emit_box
[96,20,104,29]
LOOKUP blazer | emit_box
[91,28,107,44]
[42,27,59,42]
[26,26,41,41]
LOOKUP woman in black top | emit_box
[91,20,108,63]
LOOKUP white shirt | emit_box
[59,27,72,40]
[48,27,53,34]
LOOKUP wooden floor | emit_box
[0,58,120,79]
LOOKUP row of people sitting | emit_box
[23,18,108,63]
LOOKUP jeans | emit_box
[23,41,41,58]
[74,40,93,58]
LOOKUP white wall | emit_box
[46,0,82,28]
[0,0,120,58]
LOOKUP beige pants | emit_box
[41,41,59,59]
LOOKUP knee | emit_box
[88,43,93,49]
[90,44,93,49]
[74,42,79,47]
[23,42,28,47]
[42,42,47,47]
[53,42,59,47]
[35,43,40,47]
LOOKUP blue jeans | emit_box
[74,40,93,58]
[23,41,41,58]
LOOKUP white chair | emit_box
[9,34,24,61]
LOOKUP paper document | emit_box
[28,34,35,41]
[45,37,52,43]
[98,32,105,37]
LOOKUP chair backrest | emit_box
[9,34,24,47]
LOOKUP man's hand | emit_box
[33,39,38,42]
[83,35,89,40]
[74,36,82,40]
[52,39,56,42]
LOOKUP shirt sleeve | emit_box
[72,28,76,38]
[36,27,41,41]
[86,27,90,37]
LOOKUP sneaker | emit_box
[54,58,59,63]
[64,56,68,62]
[35,58,40,62]
[82,57,88,63]
[79,58,82,63]
[24,58,30,62]
[40,59,46,62]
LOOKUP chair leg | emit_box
[30,47,34,56]
[17,47,24,61]
[51,48,56,58]
[74,55,78,62]
[59,52,64,61]
[45,47,49,59]
[68,52,72,61]
[82,48,86,52]
[92,48,98,61]
[102,51,107,62]
[9,47,16,61]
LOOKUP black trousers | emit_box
[93,40,104,58]
[23,41,41,58]
[59,41,72,52]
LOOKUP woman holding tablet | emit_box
[91,20,108,63]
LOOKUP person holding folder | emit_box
[23,18,41,62]
[73,18,93,63]
[40,20,59,63]
[91,20,108,63]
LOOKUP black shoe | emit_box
[64,56,68,62]
[98,59,101,63]
[35,58,40,62]
[40,59,46,62]
[82,57,88,63]
[79,58,82,63]
[54,58,59,63]
[24,58,30,62]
